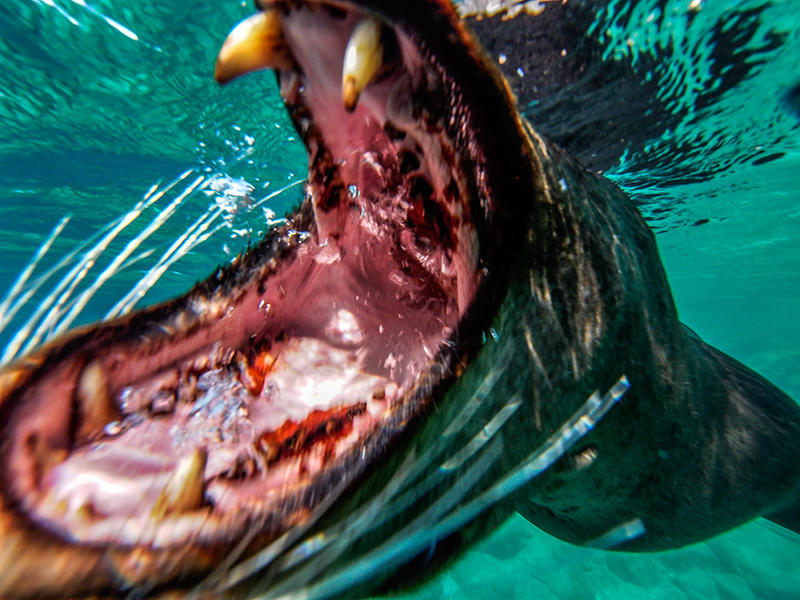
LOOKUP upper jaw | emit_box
[217,0,485,314]
[215,0,541,294]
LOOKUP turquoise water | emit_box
[1,0,799,598]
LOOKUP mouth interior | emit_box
[7,2,481,549]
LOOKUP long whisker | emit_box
[0,170,197,363]
[198,473,355,597]
[1,172,303,363]
[0,216,71,340]
[106,178,304,319]
[222,352,515,590]
[218,365,518,595]
[248,394,518,596]
[414,378,631,557]
[0,210,145,354]
[0,227,108,366]
[252,377,629,600]
[258,436,504,600]
[52,175,208,337]
[106,205,226,319]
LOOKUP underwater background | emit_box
[0,0,799,597]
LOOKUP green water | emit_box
[1,0,799,597]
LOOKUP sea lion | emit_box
[0,0,798,598]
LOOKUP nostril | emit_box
[384,121,407,140]
[409,175,434,200]
[325,5,348,20]
[399,150,421,174]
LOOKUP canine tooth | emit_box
[215,9,295,85]
[342,17,384,112]
[75,360,118,444]
[152,448,207,518]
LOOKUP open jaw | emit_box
[0,0,528,591]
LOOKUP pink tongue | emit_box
[42,337,397,522]
[46,444,181,517]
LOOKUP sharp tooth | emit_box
[215,9,296,85]
[75,360,118,444]
[342,17,384,112]
[152,448,207,518]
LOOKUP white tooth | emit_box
[215,9,296,85]
[76,360,118,444]
[152,448,207,518]
[342,17,384,112]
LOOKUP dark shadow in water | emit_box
[784,82,800,120]
[467,2,786,185]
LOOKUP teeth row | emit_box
[216,10,387,112]
[342,17,384,112]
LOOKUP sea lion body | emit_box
[380,120,800,557]
[491,135,800,549]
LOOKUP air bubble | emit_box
[103,421,124,436]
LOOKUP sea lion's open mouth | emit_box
[13,1,800,598]
[0,0,534,593]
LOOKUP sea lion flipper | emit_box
[764,506,800,536]
[516,330,800,551]
[681,322,702,342]
[691,336,800,537]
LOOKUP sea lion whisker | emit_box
[250,450,425,586]
[1,169,199,363]
[220,351,518,590]
[584,517,647,550]
[335,394,526,537]
[293,377,631,600]
[433,379,629,542]
[260,389,527,597]
[107,205,229,319]
[52,175,208,339]
[0,170,194,350]
[503,377,630,488]
[0,217,70,335]
[439,393,523,472]
[108,178,304,319]
[441,351,512,439]
[202,474,354,595]
[0,223,106,365]
[257,437,505,600]
[118,248,159,274]
[8,217,140,360]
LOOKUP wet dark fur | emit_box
[507,140,800,549]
